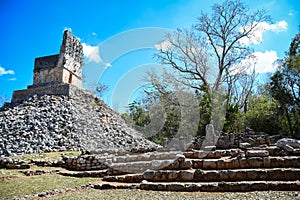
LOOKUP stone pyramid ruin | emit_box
[1,31,300,194]
[0,30,159,156]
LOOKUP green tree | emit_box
[270,33,300,136]
[245,93,281,134]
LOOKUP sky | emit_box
[0,0,299,112]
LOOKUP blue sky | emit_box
[0,0,299,112]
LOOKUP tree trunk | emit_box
[285,107,293,136]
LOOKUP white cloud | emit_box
[252,50,279,73]
[288,10,294,16]
[154,40,172,51]
[9,77,16,81]
[231,50,279,75]
[0,66,15,76]
[239,20,288,46]
[105,63,112,68]
[92,32,97,36]
[82,43,112,68]
[82,43,102,63]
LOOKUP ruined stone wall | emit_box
[163,132,278,150]
[12,83,71,103]
[57,30,83,88]
[32,30,83,88]
[34,55,59,71]
[33,66,63,86]
[12,31,84,102]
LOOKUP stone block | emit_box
[239,142,251,149]
[293,148,300,155]
[247,157,263,168]
[239,158,248,168]
[276,138,300,148]
[230,149,239,157]
[202,160,217,170]
[204,170,220,181]
[179,160,192,170]
[192,160,203,169]
[204,146,216,151]
[143,170,156,181]
[245,150,269,157]
[283,144,294,152]
[263,157,271,168]
[178,170,194,181]
[265,146,281,156]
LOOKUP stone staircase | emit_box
[98,146,300,191]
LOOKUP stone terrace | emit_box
[56,137,300,192]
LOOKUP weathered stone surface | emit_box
[204,146,216,151]
[246,150,269,157]
[283,145,294,152]
[276,138,300,149]
[139,181,300,192]
[13,30,84,103]
[239,142,251,149]
[0,90,159,157]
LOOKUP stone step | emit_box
[106,155,300,175]
[103,173,144,183]
[184,149,239,159]
[108,157,192,174]
[144,168,300,182]
[184,147,300,160]
[139,180,300,192]
[58,169,108,177]
[191,156,300,170]
[103,168,300,183]
[110,151,182,163]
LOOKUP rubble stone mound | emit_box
[0,30,159,157]
[0,87,159,156]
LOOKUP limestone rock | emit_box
[239,142,251,149]
[0,89,159,156]
[245,150,269,157]
[276,138,300,148]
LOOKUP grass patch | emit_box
[0,173,98,199]
[48,189,300,200]
[10,150,81,162]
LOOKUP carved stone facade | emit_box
[12,30,83,102]
[33,30,83,88]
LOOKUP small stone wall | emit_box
[62,155,108,171]
[34,54,59,71]
[12,83,71,103]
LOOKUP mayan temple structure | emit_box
[0,31,158,156]
[12,30,84,102]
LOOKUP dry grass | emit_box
[10,150,81,162]
[49,189,299,200]
[0,170,97,199]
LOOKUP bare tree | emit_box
[156,0,270,94]
[89,82,109,98]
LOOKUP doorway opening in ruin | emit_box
[68,73,73,84]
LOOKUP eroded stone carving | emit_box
[33,30,83,88]
[12,30,84,102]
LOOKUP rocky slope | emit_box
[0,88,159,156]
